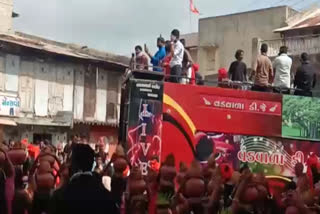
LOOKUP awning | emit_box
[274,8,320,33]
[53,111,73,125]
[16,111,73,127]
[0,118,17,126]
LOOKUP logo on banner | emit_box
[127,102,162,175]
[237,137,305,176]
[201,95,281,115]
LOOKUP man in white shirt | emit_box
[273,46,292,93]
[169,29,184,83]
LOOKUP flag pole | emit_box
[189,3,192,32]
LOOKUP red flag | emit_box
[190,0,200,14]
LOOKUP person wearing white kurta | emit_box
[273,47,292,89]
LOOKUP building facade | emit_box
[0,0,129,145]
[0,32,129,145]
[0,0,14,33]
[198,6,298,81]
[180,33,198,63]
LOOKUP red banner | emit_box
[163,83,282,138]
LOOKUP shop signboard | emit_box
[0,95,20,116]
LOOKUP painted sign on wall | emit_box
[0,96,20,116]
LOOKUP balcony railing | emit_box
[124,68,319,97]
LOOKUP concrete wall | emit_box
[198,6,294,78]
[0,0,13,33]
[189,48,198,64]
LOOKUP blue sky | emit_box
[13,0,317,55]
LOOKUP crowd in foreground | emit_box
[130,28,317,97]
[0,138,320,214]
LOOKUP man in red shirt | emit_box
[161,41,172,80]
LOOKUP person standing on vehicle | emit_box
[272,46,292,94]
[180,38,194,84]
[145,37,166,72]
[250,43,273,92]
[130,45,149,70]
[161,41,172,81]
[228,49,247,82]
[294,52,317,97]
[169,29,184,83]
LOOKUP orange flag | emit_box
[190,0,200,14]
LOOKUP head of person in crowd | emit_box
[94,155,104,174]
[9,139,15,148]
[285,181,297,191]
[261,43,268,55]
[171,29,180,42]
[70,144,94,175]
[157,36,165,48]
[301,52,309,63]
[218,67,229,82]
[279,46,288,55]
[240,163,251,175]
[294,162,304,177]
[235,49,244,61]
[95,155,103,167]
[135,45,143,56]
[81,135,88,144]
[72,134,79,143]
[98,142,105,152]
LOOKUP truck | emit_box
[119,70,320,196]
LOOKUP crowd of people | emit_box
[129,29,203,85]
[223,44,317,96]
[130,28,317,97]
[0,137,320,214]
[0,136,115,214]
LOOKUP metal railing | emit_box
[125,65,320,97]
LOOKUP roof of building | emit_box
[0,32,130,67]
[180,32,198,48]
[200,5,295,21]
[274,8,320,32]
